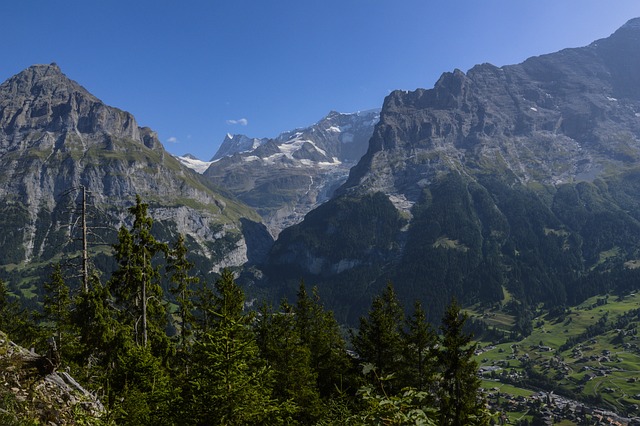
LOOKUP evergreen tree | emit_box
[108,345,176,426]
[294,282,353,398]
[109,195,170,357]
[41,263,72,352]
[256,299,322,423]
[401,300,437,392]
[35,262,82,370]
[73,275,121,372]
[166,234,198,350]
[187,269,280,425]
[436,298,490,426]
[351,282,405,390]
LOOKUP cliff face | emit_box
[262,19,640,323]
[0,64,270,284]
[342,19,640,202]
[203,109,380,236]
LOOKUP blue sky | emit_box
[3,1,640,160]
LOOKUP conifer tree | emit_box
[188,269,279,425]
[37,262,80,367]
[109,195,169,355]
[256,299,322,423]
[294,282,352,397]
[351,282,405,390]
[400,300,437,391]
[166,234,198,349]
[436,298,490,426]
[41,263,72,349]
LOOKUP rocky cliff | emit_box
[203,109,380,236]
[0,64,270,293]
[263,19,640,323]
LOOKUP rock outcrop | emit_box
[0,63,270,286]
[203,109,380,236]
[262,18,640,324]
[0,331,103,424]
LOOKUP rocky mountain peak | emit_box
[594,18,640,100]
[612,17,640,37]
[0,64,268,272]
[211,133,267,161]
[340,19,640,202]
[0,63,142,148]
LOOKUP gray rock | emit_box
[0,63,269,277]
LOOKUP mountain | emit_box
[261,18,640,324]
[0,63,271,296]
[202,109,380,236]
[175,153,214,173]
[211,133,269,161]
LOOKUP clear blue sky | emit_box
[3,1,640,160]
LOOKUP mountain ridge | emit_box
[201,108,380,236]
[0,63,271,290]
[259,18,640,324]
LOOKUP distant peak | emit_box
[621,17,640,30]
[25,62,64,76]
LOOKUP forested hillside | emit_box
[0,198,490,425]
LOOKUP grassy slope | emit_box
[472,292,640,420]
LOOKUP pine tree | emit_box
[400,300,437,391]
[351,282,405,391]
[166,234,198,350]
[294,282,352,398]
[41,263,72,350]
[256,299,322,423]
[109,195,170,356]
[38,262,80,368]
[436,298,490,426]
[188,269,280,425]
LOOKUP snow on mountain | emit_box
[175,155,214,173]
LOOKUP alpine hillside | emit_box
[198,109,380,236]
[262,18,640,324]
[0,63,271,297]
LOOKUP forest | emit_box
[0,196,492,425]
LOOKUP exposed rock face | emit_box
[263,19,640,323]
[0,64,270,282]
[342,20,640,202]
[211,134,268,161]
[203,109,380,236]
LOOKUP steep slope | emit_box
[211,133,269,161]
[0,331,104,424]
[202,109,380,236]
[0,64,271,295]
[263,19,640,324]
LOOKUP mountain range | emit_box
[179,109,379,236]
[0,63,271,299]
[2,19,640,327]
[258,18,640,323]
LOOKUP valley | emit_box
[471,292,640,423]
[1,13,640,426]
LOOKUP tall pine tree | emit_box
[436,298,490,426]
[187,269,280,425]
[351,282,405,391]
[294,282,353,398]
[109,195,170,356]
[166,234,198,350]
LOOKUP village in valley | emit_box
[472,293,640,425]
